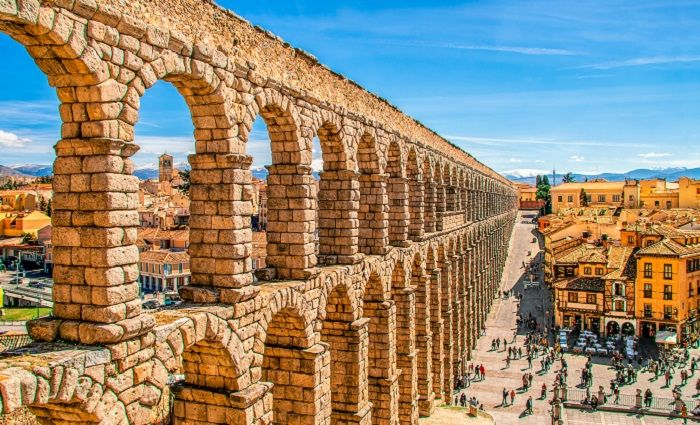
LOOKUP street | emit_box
[455,210,700,424]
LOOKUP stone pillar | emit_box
[423,179,437,234]
[34,138,154,344]
[451,255,463,377]
[440,260,454,398]
[264,343,331,425]
[183,153,256,304]
[265,164,317,280]
[393,287,418,425]
[366,300,399,425]
[173,382,273,425]
[434,184,446,231]
[414,271,435,416]
[318,169,361,266]
[358,173,389,256]
[446,186,456,212]
[325,318,372,425]
[430,269,444,402]
[388,176,410,247]
[408,175,424,241]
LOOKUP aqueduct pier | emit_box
[0,0,518,424]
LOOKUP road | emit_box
[455,210,699,424]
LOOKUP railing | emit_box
[0,334,32,352]
[565,387,700,415]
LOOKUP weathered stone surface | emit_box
[0,1,519,424]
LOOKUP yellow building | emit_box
[551,181,625,213]
[678,177,700,209]
[0,211,51,238]
[638,179,679,209]
[634,233,700,341]
[0,191,37,212]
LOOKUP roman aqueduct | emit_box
[0,0,518,424]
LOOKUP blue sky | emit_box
[2,1,700,177]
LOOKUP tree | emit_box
[177,169,190,196]
[562,172,575,183]
[535,175,542,187]
[580,189,589,207]
[535,174,552,215]
[37,196,47,212]
[45,199,52,217]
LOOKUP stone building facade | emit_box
[0,1,518,424]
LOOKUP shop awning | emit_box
[655,331,677,345]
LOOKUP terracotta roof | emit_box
[140,250,189,263]
[602,246,636,280]
[555,244,593,264]
[578,249,607,264]
[138,227,189,241]
[551,181,625,192]
[554,277,605,292]
[636,238,700,257]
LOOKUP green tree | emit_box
[535,175,542,187]
[45,199,52,217]
[37,196,47,212]
[536,174,552,215]
[177,169,190,196]
[562,172,575,183]
[580,189,589,207]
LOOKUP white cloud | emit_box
[311,158,324,172]
[578,55,700,70]
[0,130,30,148]
[638,152,672,158]
[569,155,585,162]
[445,134,653,148]
[501,169,550,178]
[428,42,576,56]
[508,157,523,163]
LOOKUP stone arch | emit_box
[445,164,456,213]
[391,256,418,423]
[387,139,409,246]
[243,93,315,280]
[172,313,254,424]
[260,295,328,425]
[425,246,444,401]
[316,120,360,266]
[363,271,399,423]
[320,281,371,422]
[407,147,424,240]
[410,252,434,415]
[357,131,389,255]
[437,243,454,398]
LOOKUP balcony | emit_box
[558,301,602,313]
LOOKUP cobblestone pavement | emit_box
[457,210,698,424]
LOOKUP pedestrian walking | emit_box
[502,388,508,406]
[510,389,516,405]
[480,365,485,380]
[526,396,533,415]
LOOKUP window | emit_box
[666,201,672,209]
[614,283,624,296]
[664,305,673,320]
[664,264,673,280]
[644,263,652,278]
[558,195,563,202]
[644,304,652,318]
[598,195,606,202]
[178,263,183,273]
[646,239,654,247]
[567,195,573,203]
[664,285,673,300]
[627,236,634,244]
[644,283,652,298]
[595,267,604,275]
[613,194,621,202]
[584,267,592,275]
[629,195,634,201]
[568,292,578,302]
[655,201,660,207]
[564,267,575,277]
[586,294,596,304]
[615,300,625,311]
[697,188,700,195]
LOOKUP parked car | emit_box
[142,300,160,310]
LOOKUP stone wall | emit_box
[0,0,518,424]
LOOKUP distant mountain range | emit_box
[504,167,700,185]
[7,162,693,185]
